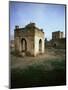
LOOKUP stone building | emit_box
[51,31,65,48]
[52,31,63,40]
[14,22,45,56]
[45,31,66,49]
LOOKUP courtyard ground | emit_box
[10,48,66,88]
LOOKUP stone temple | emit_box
[14,22,45,56]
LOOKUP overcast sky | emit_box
[9,1,66,40]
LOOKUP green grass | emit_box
[11,58,66,88]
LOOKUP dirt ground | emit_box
[10,48,66,88]
[11,48,65,69]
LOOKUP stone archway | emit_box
[21,38,27,52]
[39,39,42,53]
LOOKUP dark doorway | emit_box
[21,38,27,52]
[53,43,56,48]
[39,39,42,53]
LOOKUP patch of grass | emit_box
[11,59,66,88]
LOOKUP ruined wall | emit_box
[51,38,66,49]
[14,28,35,56]
[34,29,44,56]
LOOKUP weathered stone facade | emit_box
[51,38,66,48]
[14,23,45,56]
[45,31,66,49]
[52,31,65,48]
[52,31,63,40]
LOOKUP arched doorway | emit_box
[53,43,56,48]
[21,38,27,52]
[39,39,42,53]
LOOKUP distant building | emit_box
[14,22,45,56]
[45,31,66,49]
[52,31,65,48]
[52,31,63,40]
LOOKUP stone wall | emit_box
[52,38,66,49]
[34,29,44,56]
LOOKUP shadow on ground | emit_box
[11,59,66,88]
